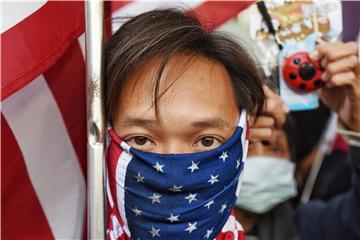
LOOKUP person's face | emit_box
[113,54,240,154]
[247,129,291,160]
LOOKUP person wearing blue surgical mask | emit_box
[235,39,360,240]
[234,117,299,240]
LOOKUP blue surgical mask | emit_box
[106,110,248,240]
[236,156,297,214]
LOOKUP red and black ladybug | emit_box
[282,51,325,92]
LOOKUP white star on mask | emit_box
[219,202,227,214]
[219,151,228,162]
[208,175,219,185]
[149,226,160,238]
[185,193,198,203]
[148,193,161,204]
[153,161,165,173]
[185,222,197,234]
[169,184,183,192]
[134,172,145,183]
[187,161,199,173]
[131,207,142,216]
[236,159,241,170]
[166,213,180,223]
[204,227,214,239]
[204,200,215,209]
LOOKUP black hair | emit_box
[105,8,265,124]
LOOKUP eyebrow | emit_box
[191,118,231,129]
[120,118,161,132]
[119,117,231,131]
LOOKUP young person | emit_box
[234,39,360,240]
[104,8,268,240]
[234,117,299,240]
[295,40,360,240]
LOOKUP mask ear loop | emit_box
[235,109,248,197]
[237,109,247,128]
[238,109,249,164]
[120,141,131,153]
[108,128,132,153]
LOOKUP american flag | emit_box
[1,1,252,239]
[106,110,249,240]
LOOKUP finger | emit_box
[253,116,275,128]
[249,128,274,142]
[311,41,358,62]
[315,37,327,46]
[248,115,256,127]
[262,85,288,127]
[314,38,328,64]
[355,61,360,84]
[263,85,277,101]
[314,38,329,66]
[263,84,280,94]
[264,100,287,127]
[321,58,328,68]
[325,42,359,62]
[322,55,358,81]
[325,71,356,87]
[309,41,340,60]
[265,97,289,113]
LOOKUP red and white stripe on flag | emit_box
[1,1,252,239]
[2,2,89,239]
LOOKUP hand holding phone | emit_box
[282,51,325,92]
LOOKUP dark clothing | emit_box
[246,202,298,240]
[311,149,352,201]
[342,1,360,42]
[296,146,360,240]
[245,146,358,240]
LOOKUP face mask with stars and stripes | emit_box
[106,110,249,240]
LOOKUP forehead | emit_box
[120,54,233,99]
[114,53,239,124]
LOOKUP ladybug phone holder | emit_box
[282,51,325,92]
[278,32,323,111]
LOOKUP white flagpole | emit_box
[85,0,106,238]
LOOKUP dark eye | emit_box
[193,135,223,151]
[201,136,215,147]
[134,136,148,146]
[125,135,154,150]
[271,146,282,154]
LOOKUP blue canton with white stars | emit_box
[123,125,246,240]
